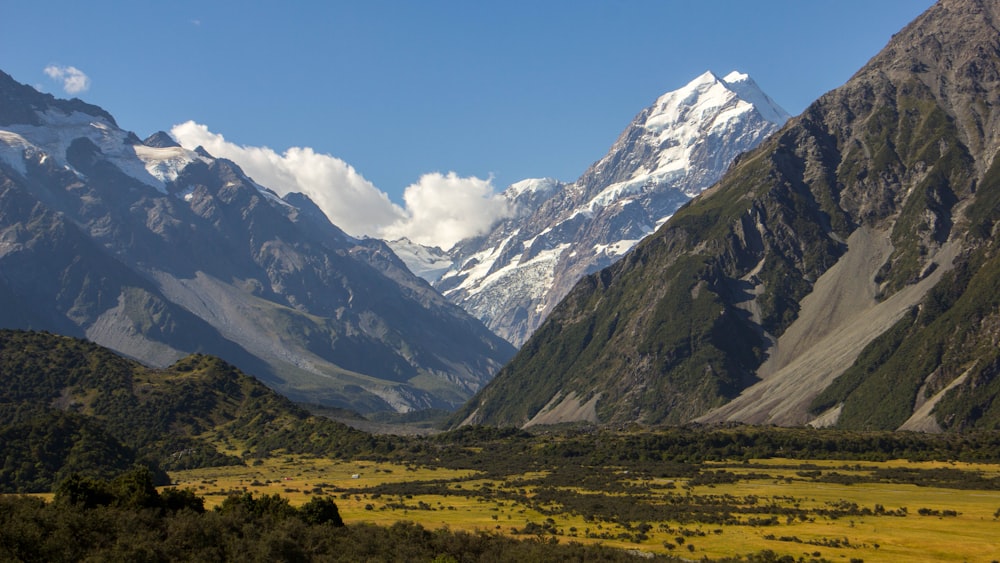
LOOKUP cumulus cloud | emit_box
[380,172,512,250]
[171,121,405,237]
[43,65,90,94]
[170,121,510,249]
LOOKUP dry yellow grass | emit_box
[169,457,475,510]
[167,456,1000,562]
[676,478,1000,561]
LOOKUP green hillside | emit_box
[0,330,376,492]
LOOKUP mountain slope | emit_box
[435,72,789,346]
[0,73,514,413]
[453,0,1000,431]
[0,329,380,492]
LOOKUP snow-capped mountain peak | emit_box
[720,71,791,125]
[644,70,788,138]
[434,71,790,346]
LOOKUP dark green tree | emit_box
[110,465,160,509]
[299,496,344,526]
[53,473,113,508]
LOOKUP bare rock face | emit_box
[436,71,789,346]
[0,70,514,413]
[453,0,1000,431]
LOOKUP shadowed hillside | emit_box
[0,330,380,492]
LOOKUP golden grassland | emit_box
[167,456,1000,562]
[687,460,1000,561]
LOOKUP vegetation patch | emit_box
[157,430,1000,562]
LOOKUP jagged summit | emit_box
[719,71,790,125]
[0,69,116,127]
[434,70,789,346]
[591,69,791,203]
[646,70,789,136]
[143,131,181,148]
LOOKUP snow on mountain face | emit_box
[391,178,567,284]
[435,71,790,347]
[0,106,295,213]
[506,178,562,201]
[133,144,205,186]
[593,70,791,206]
[0,109,210,194]
[386,238,454,283]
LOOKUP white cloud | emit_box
[171,121,405,237]
[170,122,510,249]
[43,65,90,94]
[380,172,512,250]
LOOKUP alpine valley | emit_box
[8,1,1000,560]
[454,0,1000,431]
[0,72,514,414]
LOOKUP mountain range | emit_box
[4,0,998,437]
[0,56,793,417]
[453,0,1000,432]
[0,73,514,414]
[392,71,790,347]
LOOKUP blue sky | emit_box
[2,1,934,247]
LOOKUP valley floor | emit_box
[168,454,1000,562]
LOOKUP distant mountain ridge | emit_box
[0,71,514,413]
[410,70,790,346]
[453,0,1000,431]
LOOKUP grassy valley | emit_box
[5,1,1000,560]
[6,424,1000,561]
[3,331,1000,561]
[166,453,1000,562]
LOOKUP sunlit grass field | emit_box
[168,455,1000,562]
